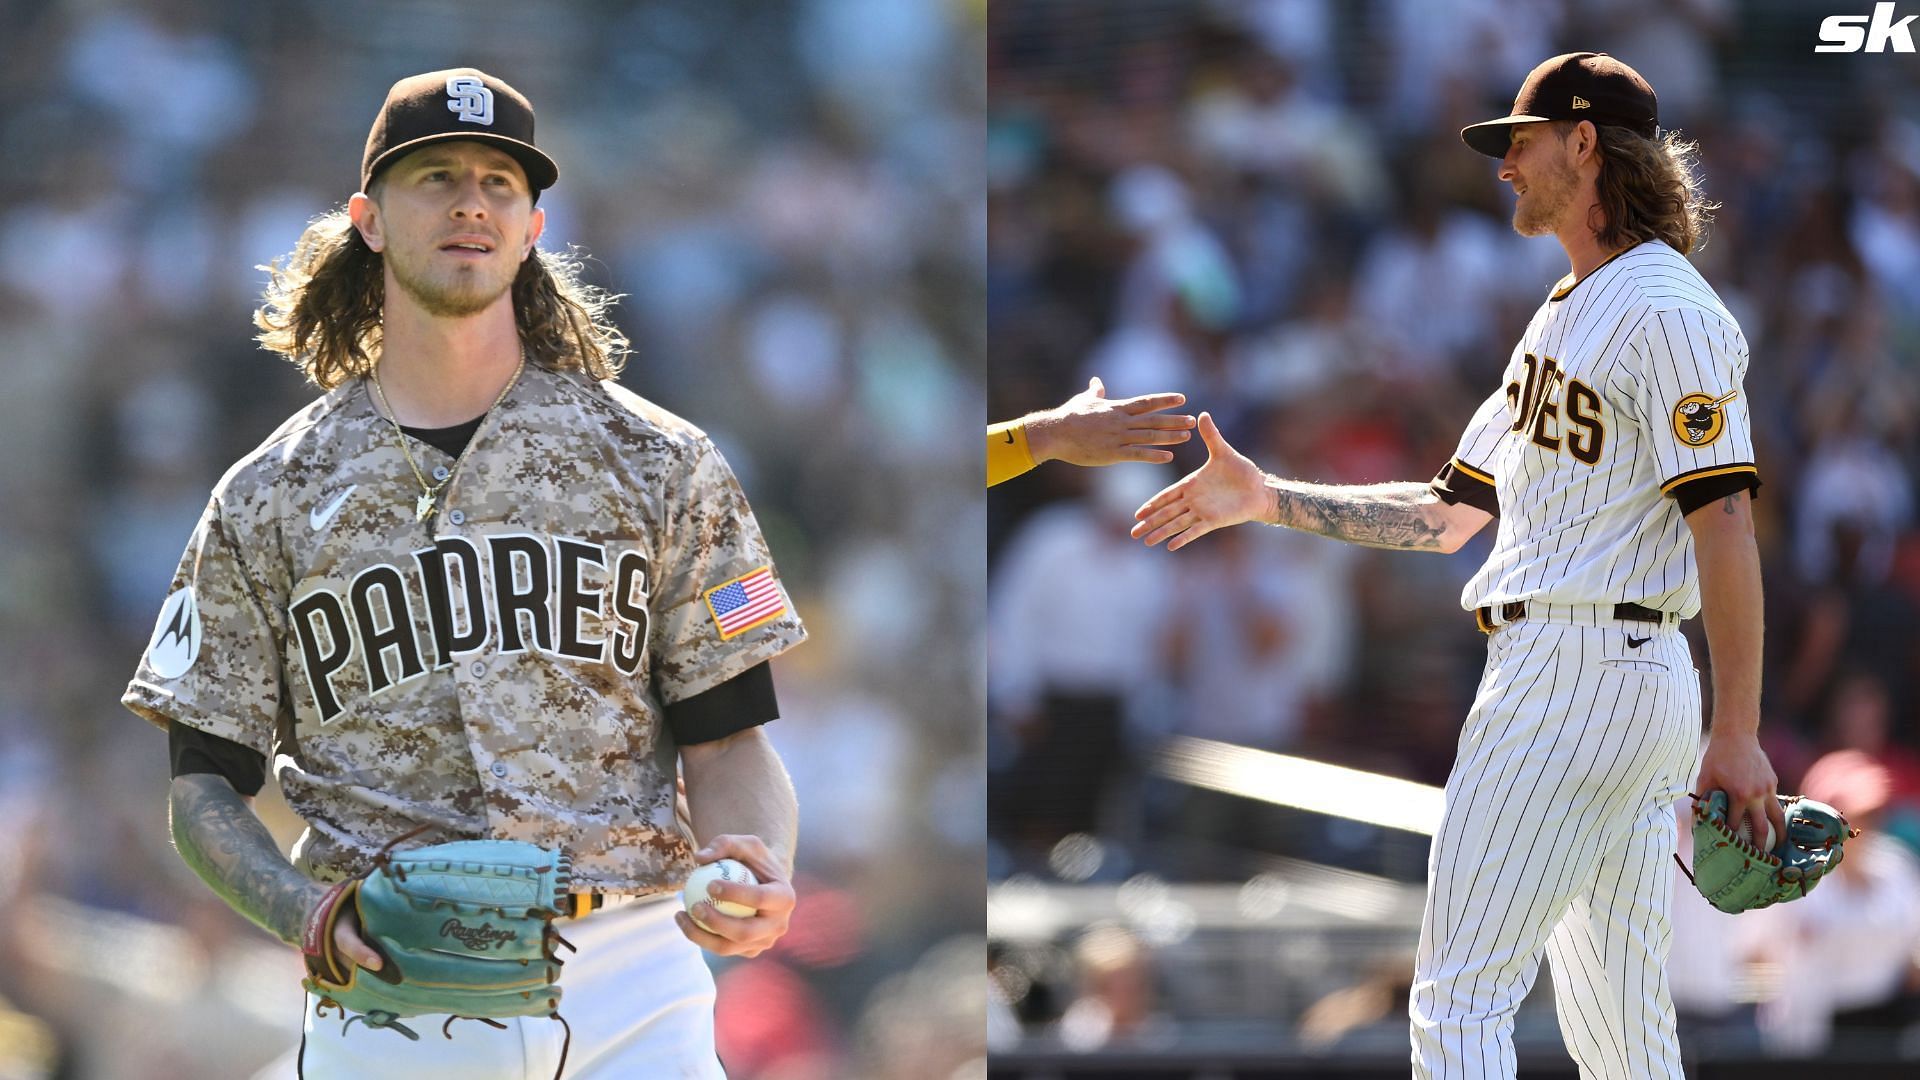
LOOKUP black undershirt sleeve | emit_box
[169,721,268,797]
[665,662,780,745]
[1672,471,1762,516]
[1429,460,1500,518]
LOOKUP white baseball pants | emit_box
[258,894,727,1079]
[1410,615,1701,1079]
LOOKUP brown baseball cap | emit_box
[1460,52,1659,159]
[361,68,559,198]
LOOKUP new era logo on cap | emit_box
[1572,96,1591,109]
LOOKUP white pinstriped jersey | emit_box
[1446,240,1757,617]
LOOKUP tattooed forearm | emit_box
[1265,479,1451,551]
[169,773,323,946]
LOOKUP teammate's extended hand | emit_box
[1026,377,1195,467]
[672,834,796,958]
[1130,412,1270,551]
[1695,730,1786,850]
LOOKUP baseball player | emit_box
[121,69,806,1078]
[1132,53,1779,1077]
[987,376,1195,486]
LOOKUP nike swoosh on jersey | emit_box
[1627,634,1650,648]
[310,485,357,530]
[1003,431,1014,444]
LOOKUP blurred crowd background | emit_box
[0,1,985,1078]
[988,0,1920,1072]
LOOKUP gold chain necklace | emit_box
[370,349,526,523]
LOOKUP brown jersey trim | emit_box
[1549,245,1639,302]
[1670,469,1762,515]
[1658,461,1759,495]
[1430,459,1499,517]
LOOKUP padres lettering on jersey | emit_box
[122,363,806,892]
[1439,241,1758,618]
[1506,353,1606,464]
[290,537,651,722]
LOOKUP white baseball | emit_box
[682,858,758,932]
[1737,817,1776,853]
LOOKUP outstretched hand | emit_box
[1695,731,1786,851]
[1130,412,1270,551]
[1026,376,1196,467]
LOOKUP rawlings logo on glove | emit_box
[439,919,520,950]
[1679,790,1859,914]
[300,830,579,1075]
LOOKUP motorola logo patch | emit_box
[146,587,203,679]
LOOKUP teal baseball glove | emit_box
[300,835,577,1059]
[1682,790,1859,914]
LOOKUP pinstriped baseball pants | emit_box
[1410,617,1700,1079]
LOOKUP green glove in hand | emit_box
[301,837,576,1052]
[1683,790,1858,914]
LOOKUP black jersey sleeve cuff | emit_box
[169,720,268,796]
[1430,459,1499,517]
[665,661,780,745]
[1670,465,1762,515]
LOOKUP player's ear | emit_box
[523,205,545,261]
[348,192,385,254]
[1569,120,1599,166]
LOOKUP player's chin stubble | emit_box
[389,251,516,318]
[1512,160,1576,238]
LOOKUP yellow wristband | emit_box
[987,421,1036,487]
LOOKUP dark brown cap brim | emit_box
[362,131,559,194]
[1460,115,1555,159]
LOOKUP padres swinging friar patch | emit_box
[1671,390,1736,447]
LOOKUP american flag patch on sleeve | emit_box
[704,566,787,640]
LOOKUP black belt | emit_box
[1473,601,1668,634]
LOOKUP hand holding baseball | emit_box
[672,834,796,958]
[1131,412,1270,550]
[1695,730,1785,854]
[1025,377,1195,467]
[683,859,757,932]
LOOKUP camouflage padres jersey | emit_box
[123,361,806,893]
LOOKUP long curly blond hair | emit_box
[254,208,629,389]
[1569,122,1718,256]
